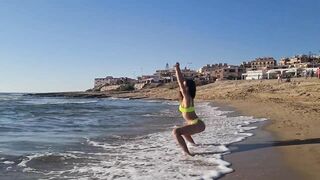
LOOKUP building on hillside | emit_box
[291,55,309,64]
[137,75,162,83]
[279,55,309,67]
[210,65,245,80]
[181,68,198,79]
[240,61,252,69]
[94,76,136,87]
[266,68,299,79]
[278,57,290,66]
[154,69,175,79]
[241,57,277,70]
[138,75,173,84]
[279,55,320,68]
[251,57,277,69]
[94,76,114,87]
[199,63,228,76]
[242,70,267,80]
[153,65,199,82]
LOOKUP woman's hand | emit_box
[175,62,180,68]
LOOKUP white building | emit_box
[94,76,136,87]
[94,76,114,87]
[242,70,267,80]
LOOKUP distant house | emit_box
[153,68,175,82]
[138,74,173,84]
[252,57,277,69]
[154,69,175,77]
[241,57,277,70]
[138,75,161,83]
[278,57,291,66]
[215,65,245,80]
[94,76,114,87]
[199,63,228,76]
[181,68,198,79]
[153,66,199,82]
[266,68,297,79]
[242,70,267,80]
[94,76,136,88]
[199,63,244,82]
[279,55,320,68]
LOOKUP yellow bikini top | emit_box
[179,104,195,113]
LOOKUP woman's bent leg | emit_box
[172,128,192,156]
[183,135,195,144]
[172,122,205,156]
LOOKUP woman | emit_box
[172,62,206,156]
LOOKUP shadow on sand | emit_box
[228,138,320,154]
[193,151,220,156]
[194,138,320,155]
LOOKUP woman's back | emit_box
[180,96,198,121]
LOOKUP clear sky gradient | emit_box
[1,0,319,92]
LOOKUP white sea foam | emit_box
[2,161,15,165]
[161,101,179,105]
[18,152,80,171]
[23,98,98,105]
[141,113,157,117]
[0,93,24,101]
[140,99,163,103]
[22,102,266,180]
[18,154,41,167]
[107,97,130,101]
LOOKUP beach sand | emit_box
[213,103,302,180]
[222,121,302,180]
[220,99,320,180]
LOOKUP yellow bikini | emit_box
[179,105,200,125]
[179,105,195,113]
[187,119,199,125]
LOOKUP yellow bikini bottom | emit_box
[187,119,201,125]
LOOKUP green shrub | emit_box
[119,84,135,91]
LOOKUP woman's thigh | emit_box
[178,122,205,135]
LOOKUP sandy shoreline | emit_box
[212,102,302,180]
[220,99,320,179]
[222,121,302,180]
[29,78,320,179]
[206,78,320,179]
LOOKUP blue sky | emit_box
[1,0,319,92]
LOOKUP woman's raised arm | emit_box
[175,62,187,95]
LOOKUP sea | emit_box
[0,93,266,180]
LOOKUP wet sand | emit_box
[220,99,320,180]
[213,103,302,180]
[223,121,302,180]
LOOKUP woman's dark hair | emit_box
[178,79,196,100]
[185,79,196,99]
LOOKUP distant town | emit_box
[92,53,320,91]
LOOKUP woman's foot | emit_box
[183,151,195,156]
[187,142,198,147]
